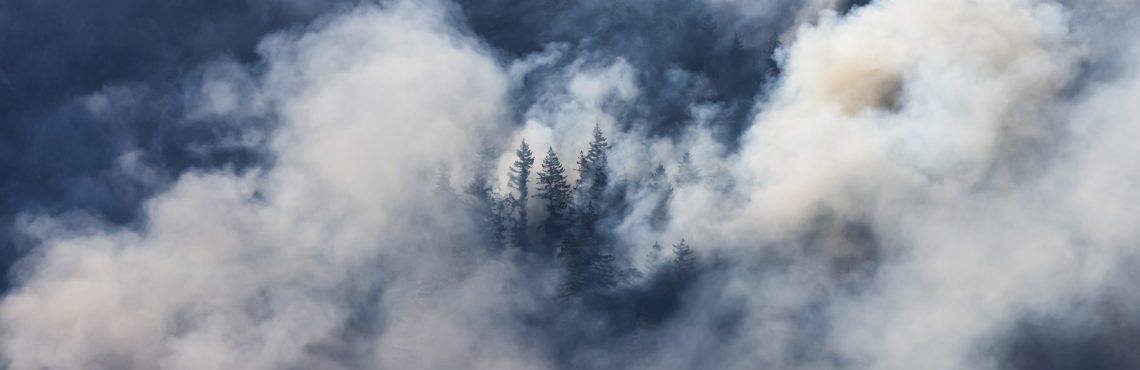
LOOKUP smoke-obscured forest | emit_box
[4,0,1140,369]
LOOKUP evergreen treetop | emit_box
[509,140,535,200]
[537,147,573,238]
[676,152,698,186]
[508,140,535,251]
[671,238,696,275]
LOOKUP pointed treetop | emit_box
[588,123,609,152]
[647,241,664,265]
[509,140,536,192]
[650,164,668,189]
[671,238,696,273]
[537,147,573,237]
[677,151,699,185]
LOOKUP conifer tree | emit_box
[649,164,668,189]
[573,124,611,239]
[536,147,572,244]
[465,145,506,252]
[676,152,699,186]
[508,140,535,250]
[647,241,664,265]
[575,150,590,189]
[562,125,620,294]
[576,124,611,204]
[647,164,673,231]
[671,238,696,276]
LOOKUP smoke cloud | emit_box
[4,0,1140,369]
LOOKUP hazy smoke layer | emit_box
[4,0,1140,369]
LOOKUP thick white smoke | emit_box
[1,2,544,369]
[515,0,1140,369]
[5,0,1140,369]
[624,0,1140,369]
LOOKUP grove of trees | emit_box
[438,124,700,298]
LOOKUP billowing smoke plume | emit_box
[4,0,1140,369]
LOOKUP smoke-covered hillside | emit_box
[3,0,1140,369]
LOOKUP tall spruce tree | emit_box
[575,150,590,190]
[676,152,699,186]
[649,164,668,189]
[465,145,506,252]
[647,241,664,266]
[508,140,535,251]
[576,124,611,206]
[536,147,572,246]
[671,238,696,276]
[647,164,672,231]
[573,124,611,240]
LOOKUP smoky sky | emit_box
[0,0,779,259]
[0,0,356,278]
[0,0,791,291]
[4,0,1140,369]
